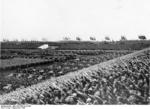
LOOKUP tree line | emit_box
[2,35,147,42]
[63,35,147,41]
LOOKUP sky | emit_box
[1,0,150,41]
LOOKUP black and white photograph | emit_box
[0,0,150,107]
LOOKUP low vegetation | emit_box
[0,48,149,104]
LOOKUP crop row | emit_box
[1,49,133,57]
[54,50,133,55]
[0,52,127,94]
[0,55,76,70]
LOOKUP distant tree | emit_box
[120,36,127,41]
[13,39,19,42]
[112,40,115,43]
[31,40,37,42]
[76,37,81,41]
[21,39,27,42]
[138,35,146,40]
[90,37,96,41]
[105,36,110,41]
[2,38,9,42]
[42,38,48,41]
[31,38,38,42]
[63,37,70,41]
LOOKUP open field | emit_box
[0,40,150,105]
[0,51,129,95]
[0,47,149,104]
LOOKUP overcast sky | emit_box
[1,0,150,41]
